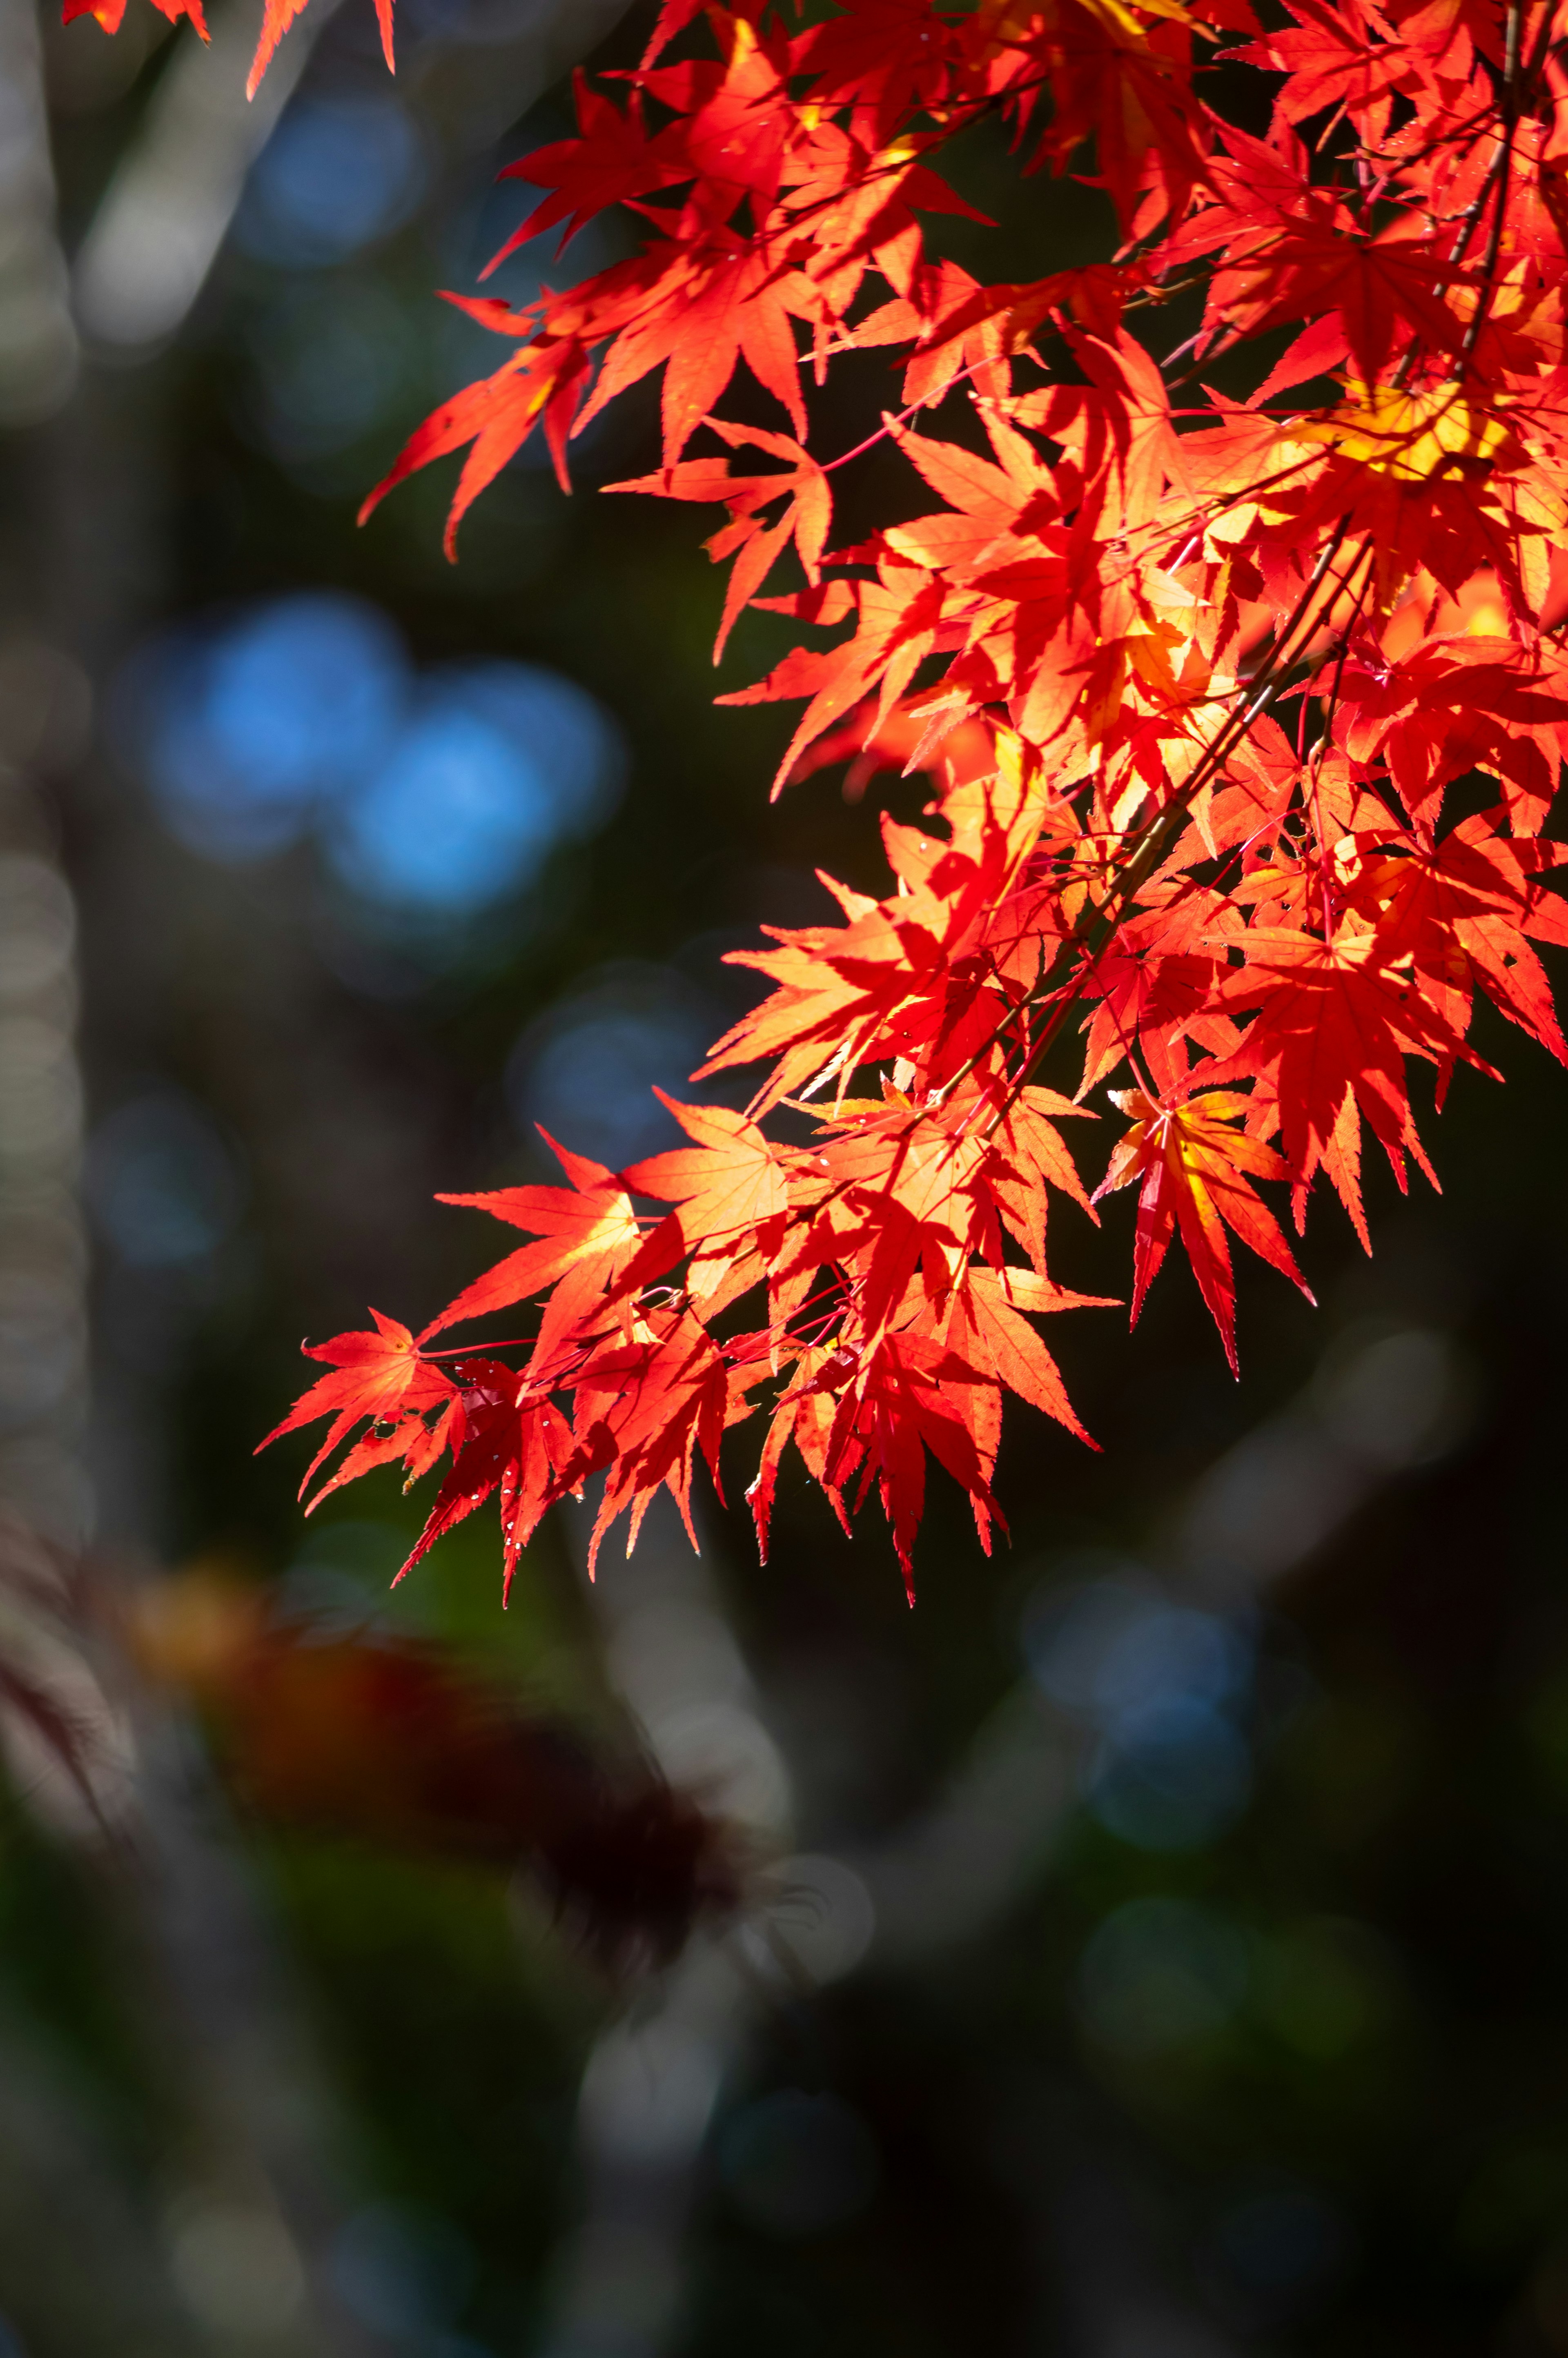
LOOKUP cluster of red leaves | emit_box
[263,746,1121,1588]
[87,0,1568,1587]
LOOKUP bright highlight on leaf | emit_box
[1094,1086,1314,1374]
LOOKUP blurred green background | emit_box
[1,2,1567,2351]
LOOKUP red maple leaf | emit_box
[607,421,831,660]
[258,1311,454,1497]
[1094,1085,1314,1369]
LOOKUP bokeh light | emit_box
[325,661,622,916]
[327,2203,477,2341]
[232,96,426,271]
[509,962,727,1170]
[1025,1574,1255,1850]
[85,1093,244,1271]
[243,277,417,463]
[1079,1896,1252,2057]
[115,592,405,860]
[1202,2182,1353,2325]
[114,598,624,927]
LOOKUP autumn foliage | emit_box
[89,0,1568,1587]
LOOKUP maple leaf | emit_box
[719,569,953,794]
[945,1262,1110,1440]
[1229,0,1428,138]
[577,238,812,468]
[1372,814,1568,1065]
[399,1368,575,1600]
[794,0,962,143]
[247,0,394,97]
[429,1132,646,1371]
[984,1086,1100,1271]
[361,318,591,547]
[606,421,831,661]
[623,1092,788,1242]
[1052,5,1213,230]
[1011,324,1194,532]
[746,1344,844,1564]
[130,1569,744,1965]
[619,1093,791,1318]
[791,1326,1007,1595]
[1169,124,1465,378]
[1094,1086,1314,1369]
[488,76,670,261]
[1214,927,1476,1239]
[783,693,1001,800]
[659,11,798,217]
[570,1306,748,1572]
[75,0,396,86]
[65,0,207,35]
[259,1311,454,1497]
[697,739,1054,1105]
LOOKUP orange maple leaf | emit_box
[1094,1086,1314,1369]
